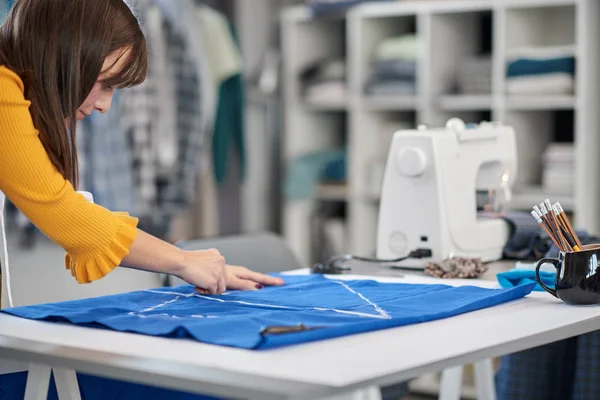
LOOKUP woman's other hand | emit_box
[195,265,284,294]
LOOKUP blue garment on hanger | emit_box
[213,22,245,185]
[3,274,534,350]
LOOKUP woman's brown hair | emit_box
[0,0,147,187]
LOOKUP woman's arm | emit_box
[122,229,228,294]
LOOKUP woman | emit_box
[0,0,284,297]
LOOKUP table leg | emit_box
[23,363,51,400]
[319,386,382,400]
[474,359,496,400]
[439,366,463,400]
[53,367,82,400]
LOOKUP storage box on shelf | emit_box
[282,0,600,273]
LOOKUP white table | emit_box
[0,271,598,400]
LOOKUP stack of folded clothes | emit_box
[364,34,418,96]
[302,59,347,106]
[506,46,576,95]
[542,143,575,195]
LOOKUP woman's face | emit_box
[76,49,131,121]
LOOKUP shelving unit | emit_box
[281,0,600,268]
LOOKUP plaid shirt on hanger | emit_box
[159,10,206,217]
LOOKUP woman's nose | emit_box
[94,91,114,114]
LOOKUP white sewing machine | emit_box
[376,118,516,269]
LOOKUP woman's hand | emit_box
[176,249,228,295]
[195,265,284,294]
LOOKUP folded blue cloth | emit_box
[497,269,556,292]
[3,274,535,350]
[507,56,575,77]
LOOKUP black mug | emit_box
[535,245,600,305]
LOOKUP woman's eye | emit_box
[103,84,114,90]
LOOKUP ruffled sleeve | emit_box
[65,213,138,283]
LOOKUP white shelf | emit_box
[438,95,493,111]
[303,99,348,111]
[502,0,577,9]
[509,186,575,212]
[316,183,348,201]
[362,96,418,111]
[505,96,577,110]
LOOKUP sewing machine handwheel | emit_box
[397,146,427,177]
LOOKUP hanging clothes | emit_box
[120,1,160,223]
[156,0,207,218]
[81,91,136,214]
[121,0,206,237]
[197,5,246,185]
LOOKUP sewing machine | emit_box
[376,118,516,269]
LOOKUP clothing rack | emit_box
[2,0,248,247]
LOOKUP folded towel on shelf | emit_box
[542,143,575,194]
[374,34,418,61]
[507,56,575,78]
[284,149,347,200]
[365,81,416,96]
[506,73,574,95]
[369,59,417,81]
[305,81,347,105]
[302,59,347,104]
[307,0,395,17]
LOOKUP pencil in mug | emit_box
[543,199,573,251]
[540,202,570,252]
[532,205,565,251]
[531,210,561,248]
[553,202,582,249]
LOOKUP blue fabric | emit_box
[507,57,575,77]
[497,269,556,292]
[2,275,534,350]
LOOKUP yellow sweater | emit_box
[0,66,138,283]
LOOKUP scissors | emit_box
[259,324,328,336]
